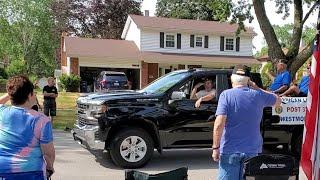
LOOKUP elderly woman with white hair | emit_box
[212,65,282,180]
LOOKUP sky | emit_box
[141,0,318,53]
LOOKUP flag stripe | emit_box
[301,7,320,179]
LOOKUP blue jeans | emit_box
[218,153,257,180]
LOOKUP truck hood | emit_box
[77,90,159,105]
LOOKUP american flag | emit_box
[300,6,320,180]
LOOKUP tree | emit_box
[156,0,318,76]
[0,0,58,77]
[51,0,142,39]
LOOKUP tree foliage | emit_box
[51,0,142,39]
[0,0,58,77]
[156,0,319,76]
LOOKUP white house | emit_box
[61,14,259,91]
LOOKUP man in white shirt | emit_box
[190,78,216,108]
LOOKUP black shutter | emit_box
[204,36,209,48]
[190,35,195,48]
[160,32,164,48]
[177,33,181,49]
[236,37,240,51]
[220,36,225,51]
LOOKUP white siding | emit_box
[140,30,253,56]
[124,21,141,50]
[141,0,157,16]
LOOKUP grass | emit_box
[52,109,77,130]
[38,91,80,130]
[0,91,80,130]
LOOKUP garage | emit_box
[80,67,140,92]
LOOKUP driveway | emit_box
[52,130,219,180]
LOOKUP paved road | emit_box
[53,130,307,180]
[52,130,219,180]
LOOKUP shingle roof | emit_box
[129,14,255,36]
[64,36,260,66]
[64,36,140,58]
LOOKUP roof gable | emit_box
[128,14,255,36]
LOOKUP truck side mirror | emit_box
[171,91,186,100]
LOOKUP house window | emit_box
[195,36,203,47]
[225,38,234,51]
[165,35,175,48]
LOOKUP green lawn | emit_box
[0,91,80,130]
[52,109,77,130]
[38,92,80,130]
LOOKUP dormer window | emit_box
[165,34,175,48]
[195,36,203,47]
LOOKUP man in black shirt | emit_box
[43,77,58,117]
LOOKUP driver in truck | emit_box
[190,78,216,108]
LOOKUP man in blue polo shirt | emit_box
[280,63,310,97]
[212,65,281,180]
[267,60,291,94]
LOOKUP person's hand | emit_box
[195,98,202,108]
[212,149,220,162]
[248,80,259,90]
[194,83,204,90]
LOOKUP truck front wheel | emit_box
[109,128,154,168]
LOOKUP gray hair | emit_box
[231,74,250,86]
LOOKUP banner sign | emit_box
[272,97,307,125]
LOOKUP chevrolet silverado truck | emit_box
[72,69,305,168]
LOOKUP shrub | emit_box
[0,68,8,79]
[6,60,26,77]
[59,74,81,92]
[0,79,7,92]
[260,62,274,89]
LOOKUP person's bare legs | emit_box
[280,85,300,96]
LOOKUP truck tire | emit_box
[291,132,303,157]
[109,128,154,168]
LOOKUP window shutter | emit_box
[220,36,225,51]
[160,32,164,48]
[177,33,181,49]
[204,36,209,48]
[190,35,195,48]
[236,37,240,51]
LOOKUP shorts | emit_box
[0,171,44,180]
[43,99,56,116]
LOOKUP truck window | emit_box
[140,71,190,94]
[191,75,217,100]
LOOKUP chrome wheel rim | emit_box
[120,136,147,162]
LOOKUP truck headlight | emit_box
[89,105,103,117]
[92,105,102,111]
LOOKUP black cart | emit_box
[243,154,299,180]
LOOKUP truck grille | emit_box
[78,116,98,126]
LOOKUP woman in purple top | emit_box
[0,76,55,180]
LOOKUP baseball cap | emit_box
[232,64,251,77]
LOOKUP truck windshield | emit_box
[140,71,189,94]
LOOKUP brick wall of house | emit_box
[70,57,79,75]
[61,33,68,67]
[148,63,158,83]
[141,61,159,88]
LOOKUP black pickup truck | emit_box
[72,69,303,168]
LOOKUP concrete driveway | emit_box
[52,130,219,180]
